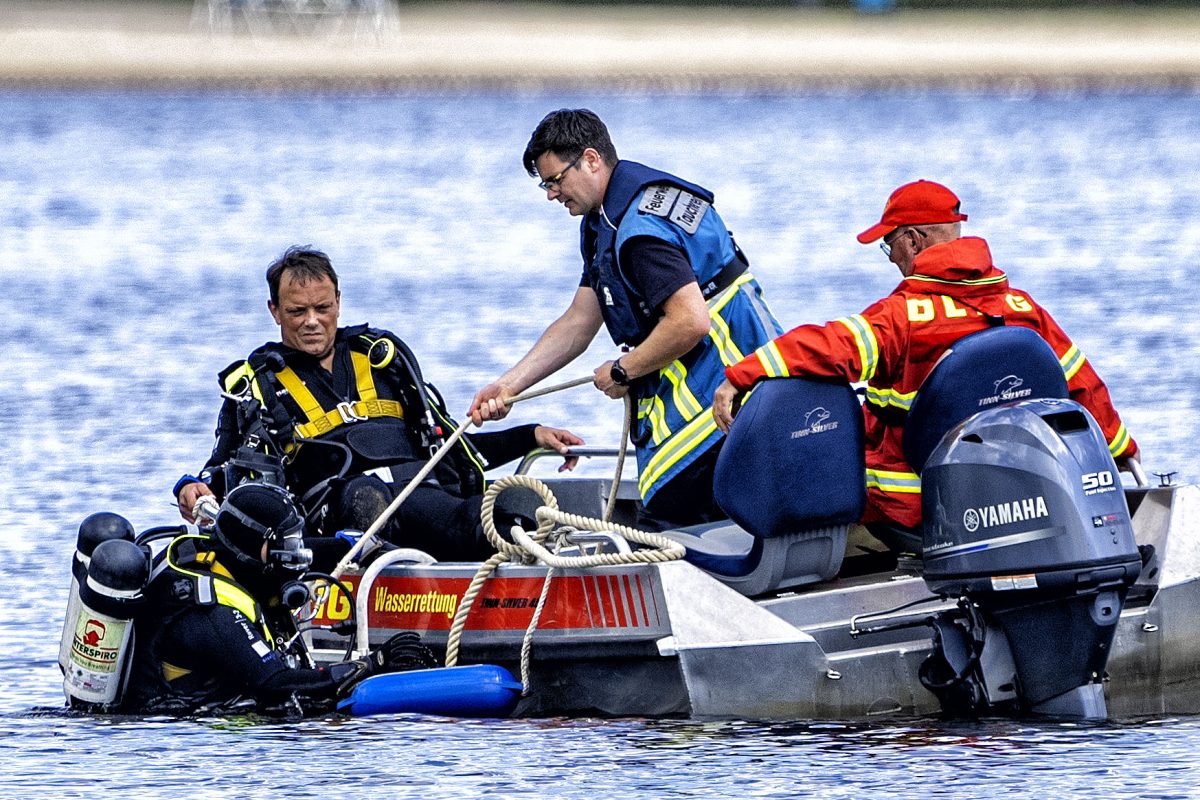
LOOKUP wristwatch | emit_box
[610,359,631,386]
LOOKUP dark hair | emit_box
[266,246,339,306]
[522,108,619,177]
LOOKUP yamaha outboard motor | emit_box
[918,398,1141,718]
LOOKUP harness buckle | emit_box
[337,401,367,424]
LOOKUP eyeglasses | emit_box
[537,156,580,191]
[880,228,904,258]
[880,227,925,257]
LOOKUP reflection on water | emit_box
[1,88,1199,797]
[5,710,1200,799]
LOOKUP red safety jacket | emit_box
[724,236,1137,529]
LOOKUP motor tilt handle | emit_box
[330,375,595,579]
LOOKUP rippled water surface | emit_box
[2,88,1199,798]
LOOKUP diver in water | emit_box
[122,482,435,715]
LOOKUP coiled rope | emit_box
[443,474,685,693]
[330,375,595,580]
[328,372,677,696]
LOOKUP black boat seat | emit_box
[903,326,1069,474]
[663,378,866,596]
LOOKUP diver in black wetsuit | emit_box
[123,482,435,716]
[173,246,582,562]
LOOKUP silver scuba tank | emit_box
[63,537,149,710]
[58,513,136,677]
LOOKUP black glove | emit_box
[494,486,542,534]
[373,630,438,671]
[329,631,437,696]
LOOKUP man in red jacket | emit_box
[713,179,1137,551]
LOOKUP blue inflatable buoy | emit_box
[337,664,524,718]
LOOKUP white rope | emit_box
[444,475,685,693]
[520,558,557,697]
[512,508,685,568]
[323,369,657,695]
[330,374,594,579]
[601,393,633,523]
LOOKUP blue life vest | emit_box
[581,161,781,502]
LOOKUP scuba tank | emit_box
[58,512,136,677]
[63,537,150,711]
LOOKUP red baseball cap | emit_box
[856,180,968,244]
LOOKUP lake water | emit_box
[1,88,1199,798]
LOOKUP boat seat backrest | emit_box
[903,326,1068,474]
[715,377,866,539]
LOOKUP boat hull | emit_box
[307,483,1200,720]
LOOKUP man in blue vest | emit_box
[469,109,780,531]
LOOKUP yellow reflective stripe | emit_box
[1060,344,1085,381]
[274,367,323,421]
[836,315,878,382]
[864,385,917,412]
[703,274,754,367]
[351,350,379,402]
[651,397,670,444]
[639,396,671,447]
[866,468,922,494]
[1108,423,1132,458]
[908,273,1008,287]
[222,362,264,403]
[708,308,744,367]
[754,340,788,379]
[706,272,754,316]
[293,399,405,439]
[639,409,719,497]
[662,361,704,422]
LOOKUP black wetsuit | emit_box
[186,325,540,561]
[122,537,337,715]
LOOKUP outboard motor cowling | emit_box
[919,398,1140,718]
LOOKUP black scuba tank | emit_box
[62,538,150,711]
[58,513,136,677]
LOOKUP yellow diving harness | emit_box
[219,331,488,495]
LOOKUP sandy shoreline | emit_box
[1,1,1199,88]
